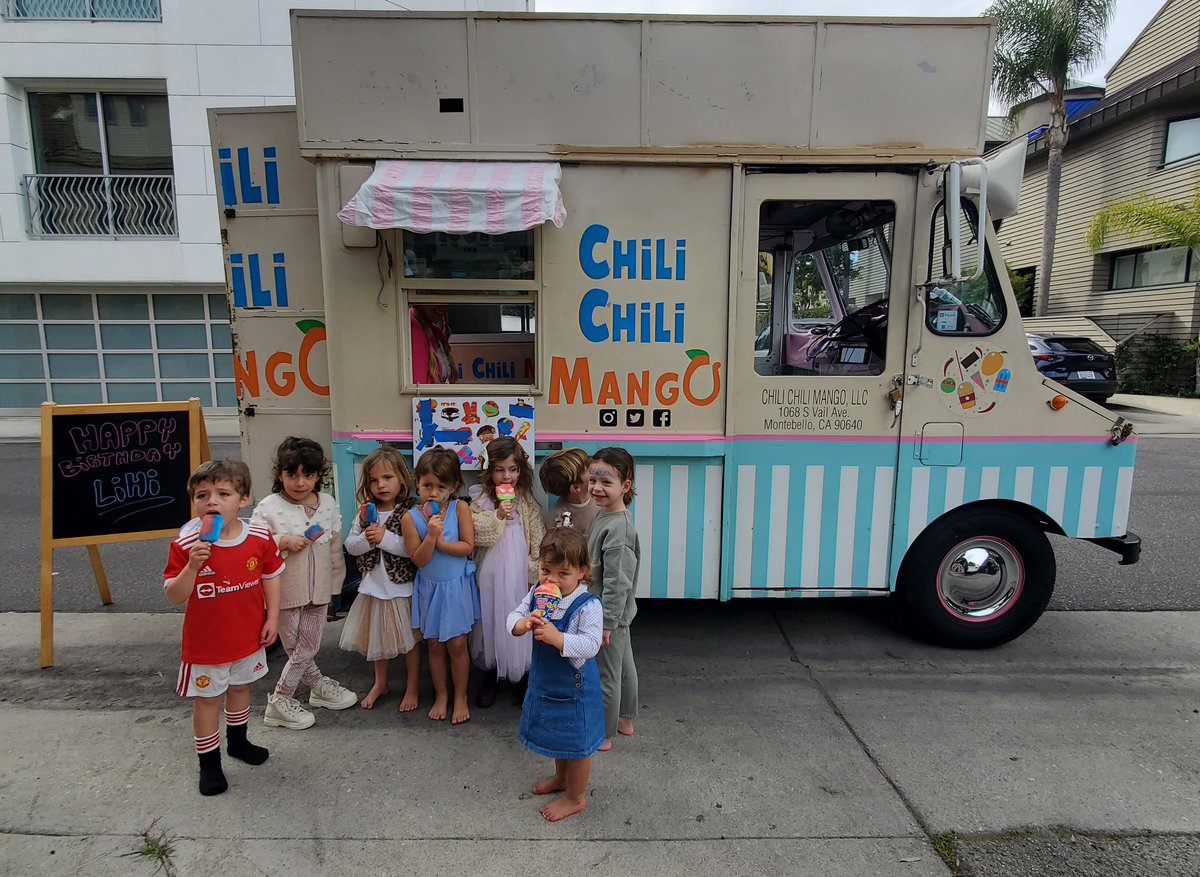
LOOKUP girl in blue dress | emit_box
[508,527,604,822]
[402,448,479,724]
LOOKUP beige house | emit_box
[996,0,1200,360]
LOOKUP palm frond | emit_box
[1087,188,1200,252]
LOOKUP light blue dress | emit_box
[409,500,481,642]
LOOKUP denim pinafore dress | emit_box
[518,591,606,760]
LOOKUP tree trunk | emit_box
[1036,96,1069,318]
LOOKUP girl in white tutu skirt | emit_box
[341,446,422,711]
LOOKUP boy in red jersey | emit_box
[164,460,284,795]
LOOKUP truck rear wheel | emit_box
[899,508,1054,648]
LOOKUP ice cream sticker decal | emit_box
[939,347,1011,415]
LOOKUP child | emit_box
[164,459,283,796]
[586,447,641,751]
[470,437,545,708]
[251,437,357,730]
[539,447,599,535]
[509,527,605,822]
[402,447,479,724]
[341,446,422,711]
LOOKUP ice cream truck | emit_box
[210,11,1140,648]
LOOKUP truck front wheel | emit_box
[899,509,1054,648]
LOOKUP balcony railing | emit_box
[24,173,177,238]
[3,0,160,20]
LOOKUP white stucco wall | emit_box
[0,0,531,288]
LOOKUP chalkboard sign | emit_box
[50,407,196,541]
[39,400,210,667]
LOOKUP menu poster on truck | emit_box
[412,397,534,470]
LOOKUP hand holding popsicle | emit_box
[495,483,516,519]
[360,502,378,526]
[532,580,562,617]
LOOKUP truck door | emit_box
[725,171,915,596]
[208,107,331,500]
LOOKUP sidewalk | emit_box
[1110,392,1200,417]
[2,604,1198,876]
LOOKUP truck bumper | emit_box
[1084,531,1141,565]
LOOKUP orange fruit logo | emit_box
[246,557,259,571]
[195,675,211,689]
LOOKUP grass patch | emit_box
[932,831,960,871]
[121,819,178,877]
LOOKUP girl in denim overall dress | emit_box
[508,527,605,822]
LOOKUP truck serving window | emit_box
[402,229,537,387]
[926,200,1006,337]
[755,199,892,378]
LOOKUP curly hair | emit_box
[480,436,534,504]
[271,436,331,494]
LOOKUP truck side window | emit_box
[755,199,892,377]
[402,229,537,387]
[926,200,1006,337]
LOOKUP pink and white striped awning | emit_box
[337,160,566,234]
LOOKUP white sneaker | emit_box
[263,692,316,730]
[308,676,359,710]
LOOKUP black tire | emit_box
[899,507,1054,648]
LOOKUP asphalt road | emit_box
[3,429,1198,615]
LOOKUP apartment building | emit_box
[0,0,528,432]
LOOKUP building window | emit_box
[2,1,161,21]
[1110,247,1200,290]
[0,291,234,409]
[402,230,538,387]
[1164,116,1200,166]
[25,90,175,237]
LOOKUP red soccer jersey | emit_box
[164,518,285,664]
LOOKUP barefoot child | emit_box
[402,447,479,724]
[164,460,283,795]
[470,437,545,708]
[342,446,422,711]
[251,437,357,730]
[586,447,641,751]
[539,447,599,535]
[509,527,605,822]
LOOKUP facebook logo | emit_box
[653,409,671,428]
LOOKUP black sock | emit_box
[197,749,228,796]
[226,722,269,765]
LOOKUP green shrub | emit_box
[1115,334,1196,396]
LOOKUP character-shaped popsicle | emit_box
[496,483,516,503]
[198,512,223,543]
[360,502,377,527]
[533,580,562,617]
[303,523,325,542]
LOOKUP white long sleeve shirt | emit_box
[344,508,413,599]
[506,585,602,670]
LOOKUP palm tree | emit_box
[986,0,1115,317]
[1086,185,1200,253]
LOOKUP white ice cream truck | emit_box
[211,11,1139,648]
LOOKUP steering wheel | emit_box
[808,299,889,363]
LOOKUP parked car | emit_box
[1026,333,1118,405]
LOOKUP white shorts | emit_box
[176,647,269,698]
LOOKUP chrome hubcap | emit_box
[936,539,1022,621]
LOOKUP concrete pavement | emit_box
[1,603,1198,876]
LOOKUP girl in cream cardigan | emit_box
[250,437,357,730]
